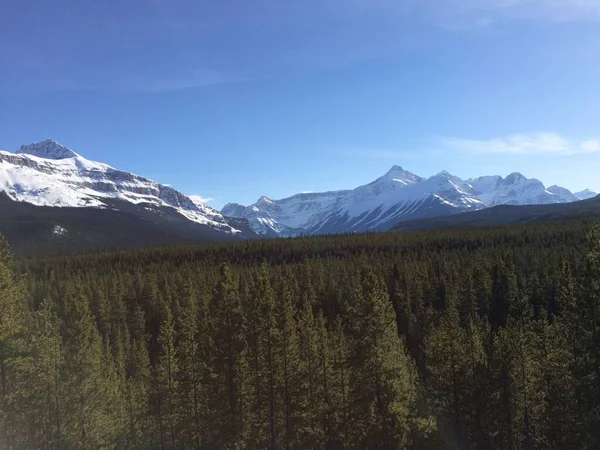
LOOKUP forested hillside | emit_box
[1,219,600,449]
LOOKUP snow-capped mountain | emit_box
[223,167,587,237]
[0,139,241,235]
[468,173,578,205]
[574,189,598,200]
[222,166,486,236]
[1,139,594,245]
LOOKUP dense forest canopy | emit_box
[1,218,600,449]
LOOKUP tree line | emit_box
[0,219,599,449]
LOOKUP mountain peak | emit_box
[505,172,526,184]
[221,203,247,219]
[579,188,597,195]
[574,188,599,200]
[256,195,274,205]
[386,164,406,174]
[382,165,423,185]
[17,139,79,160]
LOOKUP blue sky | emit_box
[1,0,599,208]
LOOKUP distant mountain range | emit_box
[222,166,597,237]
[0,139,597,253]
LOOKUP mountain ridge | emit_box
[0,139,243,237]
[224,166,590,237]
[0,139,595,245]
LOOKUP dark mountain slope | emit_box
[0,194,254,256]
[393,195,600,231]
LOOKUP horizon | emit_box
[2,1,599,209]
[3,137,596,210]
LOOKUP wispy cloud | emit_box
[125,69,246,93]
[0,61,244,93]
[439,133,600,156]
[189,195,214,204]
[420,0,600,25]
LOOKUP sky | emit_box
[1,0,599,209]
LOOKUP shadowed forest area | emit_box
[1,219,600,449]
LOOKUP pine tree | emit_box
[175,278,203,449]
[243,263,279,449]
[101,336,128,444]
[207,263,246,448]
[296,290,321,448]
[276,276,302,449]
[555,261,576,319]
[507,296,546,450]
[14,298,65,449]
[488,326,516,450]
[489,259,518,330]
[574,223,600,442]
[0,237,30,448]
[154,301,179,449]
[463,314,489,449]
[535,315,577,448]
[315,312,335,447]
[425,288,469,448]
[329,316,350,448]
[125,305,152,449]
[346,269,421,449]
[61,282,114,447]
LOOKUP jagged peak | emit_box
[385,165,418,178]
[380,165,423,185]
[257,195,273,204]
[428,170,458,183]
[222,202,246,209]
[17,139,79,160]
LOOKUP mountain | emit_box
[0,139,242,232]
[468,173,578,205]
[1,139,595,252]
[575,189,599,200]
[223,167,587,237]
[0,192,248,256]
[0,139,258,253]
[223,166,486,236]
[393,196,600,232]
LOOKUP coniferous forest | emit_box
[1,219,600,449]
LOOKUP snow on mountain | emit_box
[546,185,579,203]
[222,166,486,237]
[575,189,599,200]
[18,139,80,160]
[225,167,585,237]
[0,139,240,234]
[468,173,575,206]
[221,203,247,219]
[2,139,592,241]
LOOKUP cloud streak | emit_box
[439,133,600,156]
[415,0,600,26]
[124,69,246,93]
[189,195,214,204]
